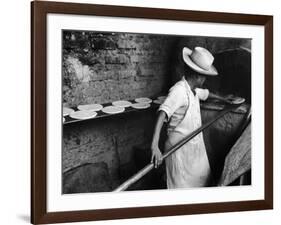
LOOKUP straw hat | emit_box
[182,47,218,76]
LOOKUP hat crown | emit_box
[190,47,214,71]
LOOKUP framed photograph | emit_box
[31,1,273,224]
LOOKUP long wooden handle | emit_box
[113,105,238,192]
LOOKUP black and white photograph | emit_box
[62,30,252,194]
[1,0,278,223]
[29,1,274,223]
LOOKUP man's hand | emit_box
[151,146,163,168]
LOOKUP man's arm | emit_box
[151,110,166,168]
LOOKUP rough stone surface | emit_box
[218,123,251,186]
[202,109,248,182]
[63,162,112,193]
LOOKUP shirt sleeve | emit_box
[195,88,209,101]
[159,84,187,120]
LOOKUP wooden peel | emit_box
[226,96,245,105]
[113,104,240,192]
[208,93,245,105]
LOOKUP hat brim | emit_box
[183,47,218,76]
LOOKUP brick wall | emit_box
[62,31,177,107]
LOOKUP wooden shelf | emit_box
[63,101,159,125]
[63,99,250,126]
